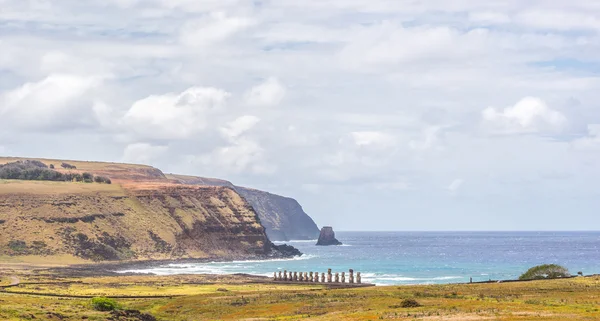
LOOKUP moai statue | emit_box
[321,272,326,283]
[284,270,288,281]
[349,269,354,284]
[309,272,314,282]
[357,272,362,284]
[341,272,346,283]
[304,272,309,282]
[314,272,319,282]
[293,272,298,281]
[327,269,332,283]
[335,272,340,283]
[279,271,283,281]
[299,272,304,282]
[274,272,278,281]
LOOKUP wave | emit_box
[116,254,318,275]
[273,239,318,244]
[373,276,461,281]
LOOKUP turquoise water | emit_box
[120,232,600,285]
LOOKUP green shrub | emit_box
[8,240,27,253]
[400,298,421,308]
[91,297,119,311]
[519,264,570,280]
[82,172,94,183]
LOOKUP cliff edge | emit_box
[0,157,299,263]
[167,174,320,242]
[235,187,320,241]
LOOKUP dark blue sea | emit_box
[120,232,600,285]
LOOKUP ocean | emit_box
[119,231,600,285]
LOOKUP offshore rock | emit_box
[271,243,302,257]
[316,226,342,246]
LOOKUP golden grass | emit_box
[1,271,599,321]
[0,179,125,195]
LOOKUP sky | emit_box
[1,0,600,231]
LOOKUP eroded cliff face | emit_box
[0,158,297,262]
[235,187,320,241]
[166,174,321,242]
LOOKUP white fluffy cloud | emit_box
[122,87,230,140]
[244,78,286,107]
[219,115,261,140]
[0,74,102,130]
[482,97,567,134]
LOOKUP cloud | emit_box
[409,127,443,151]
[0,74,102,130]
[179,12,255,47]
[244,77,286,107]
[516,10,600,31]
[468,12,511,24]
[122,143,168,164]
[573,124,600,150]
[196,137,275,175]
[482,97,567,134]
[219,115,261,140]
[122,87,230,140]
[447,179,464,193]
[350,131,396,148]
[339,22,488,69]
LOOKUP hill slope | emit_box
[167,175,320,241]
[0,157,298,263]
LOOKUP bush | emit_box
[94,176,112,184]
[82,172,94,183]
[519,264,570,280]
[91,297,119,311]
[61,162,77,169]
[400,299,421,308]
[8,240,27,252]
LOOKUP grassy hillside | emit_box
[0,269,598,320]
[0,157,294,263]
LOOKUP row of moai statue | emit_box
[274,268,361,284]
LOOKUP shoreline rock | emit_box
[316,227,342,246]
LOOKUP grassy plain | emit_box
[1,267,599,321]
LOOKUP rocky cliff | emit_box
[235,187,320,241]
[0,157,299,263]
[167,174,320,242]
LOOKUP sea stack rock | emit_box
[316,226,342,246]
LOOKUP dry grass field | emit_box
[1,268,599,320]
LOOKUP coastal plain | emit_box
[1,266,599,320]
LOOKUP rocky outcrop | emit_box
[0,158,300,262]
[167,174,321,242]
[316,226,342,246]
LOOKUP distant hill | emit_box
[0,157,298,263]
[167,174,320,241]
